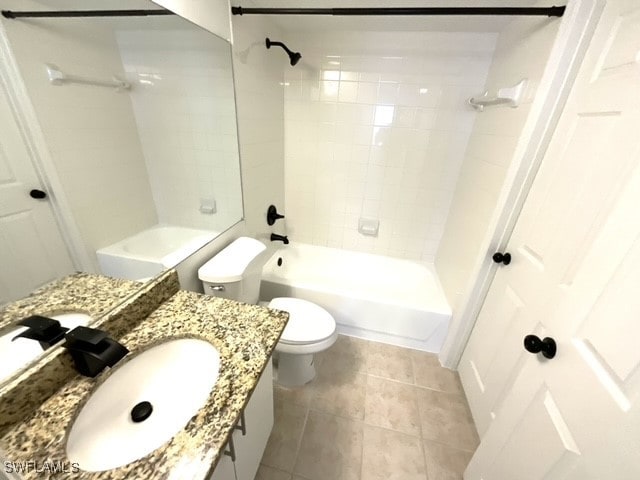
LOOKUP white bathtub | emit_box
[260,243,452,352]
[97,225,217,281]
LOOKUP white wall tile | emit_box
[232,15,285,242]
[283,31,495,261]
[435,11,561,313]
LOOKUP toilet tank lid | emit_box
[198,237,267,283]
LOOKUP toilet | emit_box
[198,237,337,386]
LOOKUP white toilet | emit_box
[198,237,337,386]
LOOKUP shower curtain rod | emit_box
[1,6,566,20]
[1,10,174,19]
[231,6,566,17]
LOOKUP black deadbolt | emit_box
[30,189,47,199]
[524,334,557,359]
[131,401,153,423]
[492,252,511,265]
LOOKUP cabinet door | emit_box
[207,445,236,480]
[233,362,274,480]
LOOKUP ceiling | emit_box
[235,0,561,33]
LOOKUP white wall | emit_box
[281,31,496,261]
[232,15,286,243]
[2,1,158,270]
[152,0,232,43]
[117,28,243,233]
[435,14,562,312]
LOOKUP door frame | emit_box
[0,19,95,272]
[439,0,606,369]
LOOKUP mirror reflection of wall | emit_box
[0,0,244,303]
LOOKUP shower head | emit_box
[266,37,302,66]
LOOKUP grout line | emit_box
[422,439,431,480]
[290,402,311,477]
[360,418,422,439]
[365,370,456,393]
[307,405,364,424]
[422,435,479,454]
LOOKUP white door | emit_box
[459,0,640,477]
[0,80,75,304]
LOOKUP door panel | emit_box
[485,388,580,480]
[0,80,74,303]
[463,1,640,477]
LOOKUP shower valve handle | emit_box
[267,205,285,225]
[492,252,511,265]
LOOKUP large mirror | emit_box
[0,0,243,382]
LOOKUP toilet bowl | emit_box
[198,237,337,386]
[268,297,338,386]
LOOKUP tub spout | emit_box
[270,233,289,245]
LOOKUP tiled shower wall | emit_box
[436,14,562,312]
[117,29,243,232]
[232,14,285,241]
[283,31,496,261]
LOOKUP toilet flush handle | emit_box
[209,285,225,292]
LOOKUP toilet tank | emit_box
[198,237,268,304]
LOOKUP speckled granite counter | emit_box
[0,273,144,331]
[0,290,289,479]
[0,270,180,434]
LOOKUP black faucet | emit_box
[12,315,69,350]
[270,233,289,244]
[63,326,128,377]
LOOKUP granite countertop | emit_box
[0,290,289,479]
[0,273,144,331]
[0,271,179,433]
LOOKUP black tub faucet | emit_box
[270,233,289,244]
[63,326,128,377]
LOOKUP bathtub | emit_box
[260,243,452,352]
[97,225,217,281]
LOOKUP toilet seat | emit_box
[268,297,336,345]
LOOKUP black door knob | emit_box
[523,334,557,359]
[29,189,47,199]
[267,205,285,225]
[492,252,511,265]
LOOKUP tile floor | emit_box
[255,335,479,480]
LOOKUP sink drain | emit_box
[131,401,153,423]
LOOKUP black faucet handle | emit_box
[13,315,69,349]
[65,326,109,350]
[267,205,285,225]
[64,326,129,377]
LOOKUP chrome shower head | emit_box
[265,37,302,66]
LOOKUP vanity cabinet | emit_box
[208,361,274,480]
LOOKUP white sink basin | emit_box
[66,338,220,472]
